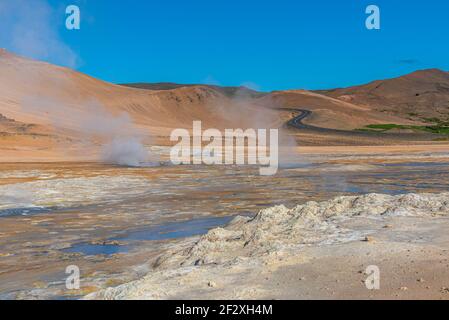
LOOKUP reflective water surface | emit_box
[1,157,449,299]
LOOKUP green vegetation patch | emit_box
[357,124,449,135]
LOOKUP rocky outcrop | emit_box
[87,192,449,300]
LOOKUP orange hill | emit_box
[0,49,447,161]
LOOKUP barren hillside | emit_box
[0,49,279,160]
[256,90,417,131]
[0,49,447,160]
[317,69,449,123]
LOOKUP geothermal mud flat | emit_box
[89,192,449,300]
[1,149,449,299]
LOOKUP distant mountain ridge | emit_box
[121,82,266,98]
[316,68,449,121]
[1,48,448,161]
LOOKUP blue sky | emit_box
[2,0,449,91]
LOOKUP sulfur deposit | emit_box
[88,192,449,300]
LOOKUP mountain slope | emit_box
[0,49,279,135]
[256,89,417,131]
[317,69,449,122]
[0,49,447,161]
[122,83,266,99]
[0,49,281,160]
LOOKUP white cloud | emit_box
[0,0,78,68]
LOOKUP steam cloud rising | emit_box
[22,95,149,166]
[101,137,148,167]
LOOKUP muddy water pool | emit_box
[1,158,448,299]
